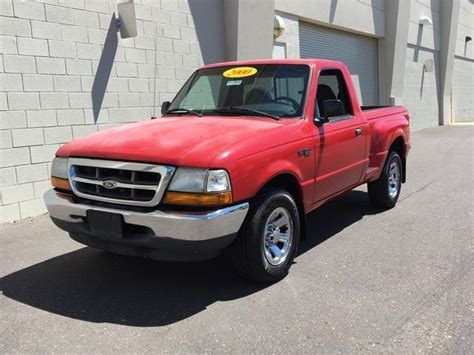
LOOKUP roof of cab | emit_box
[202,58,345,69]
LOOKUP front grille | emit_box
[75,166,161,185]
[75,181,156,201]
[68,158,175,207]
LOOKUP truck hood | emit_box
[57,116,290,167]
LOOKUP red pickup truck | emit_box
[45,59,410,282]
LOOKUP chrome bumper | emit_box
[44,189,249,242]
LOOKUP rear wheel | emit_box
[368,151,402,209]
[231,189,300,283]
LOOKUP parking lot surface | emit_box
[1,125,473,353]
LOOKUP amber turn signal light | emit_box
[163,191,232,206]
[51,176,72,191]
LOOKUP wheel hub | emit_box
[263,207,293,266]
[388,161,400,199]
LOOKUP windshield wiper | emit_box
[209,107,280,120]
[165,108,202,117]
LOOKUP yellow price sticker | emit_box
[223,66,258,78]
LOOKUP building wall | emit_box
[400,0,442,131]
[275,0,385,37]
[275,0,387,107]
[0,0,225,222]
[451,0,473,122]
[274,0,471,131]
[273,11,299,59]
[455,0,473,58]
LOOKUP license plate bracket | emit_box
[87,210,124,239]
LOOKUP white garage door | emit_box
[452,57,474,122]
[299,22,378,105]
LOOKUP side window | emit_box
[315,69,352,119]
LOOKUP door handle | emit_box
[355,128,363,137]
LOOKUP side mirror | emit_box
[323,99,345,119]
[161,101,171,115]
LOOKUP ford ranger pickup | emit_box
[45,59,410,282]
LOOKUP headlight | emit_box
[206,170,230,192]
[51,157,71,191]
[165,168,232,206]
[168,168,231,193]
[168,168,207,193]
[51,157,68,179]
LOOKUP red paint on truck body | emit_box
[57,59,410,214]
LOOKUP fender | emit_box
[252,162,305,197]
[366,119,408,182]
[229,143,315,212]
[385,129,407,154]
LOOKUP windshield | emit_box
[167,64,310,119]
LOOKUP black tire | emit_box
[231,188,301,283]
[368,151,402,209]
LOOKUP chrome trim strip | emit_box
[44,189,249,241]
[68,158,175,207]
[73,176,158,190]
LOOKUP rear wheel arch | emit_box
[368,151,402,209]
[388,136,406,183]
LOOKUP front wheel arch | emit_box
[252,173,306,240]
[231,188,301,282]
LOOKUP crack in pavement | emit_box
[400,180,437,202]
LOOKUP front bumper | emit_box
[44,189,249,261]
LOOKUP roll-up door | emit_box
[299,22,378,105]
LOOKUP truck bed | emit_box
[361,105,407,121]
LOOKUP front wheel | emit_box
[368,151,402,209]
[231,189,300,283]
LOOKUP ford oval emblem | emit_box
[102,180,118,189]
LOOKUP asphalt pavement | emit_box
[1,125,473,353]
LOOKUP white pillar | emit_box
[439,0,461,125]
[223,0,275,61]
[382,0,411,105]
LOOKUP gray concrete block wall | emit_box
[273,11,299,59]
[0,0,211,222]
[451,0,473,122]
[401,0,442,131]
[455,0,473,58]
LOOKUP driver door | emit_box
[312,69,367,203]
